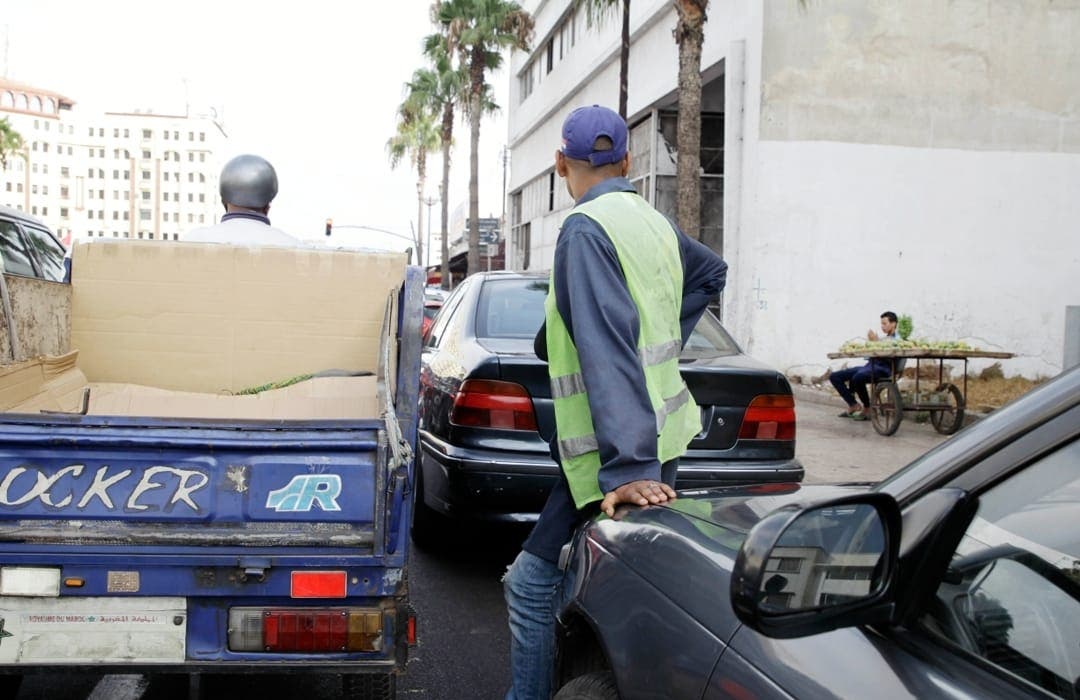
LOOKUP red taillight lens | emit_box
[407,613,417,646]
[264,610,348,652]
[738,395,796,440]
[450,380,538,431]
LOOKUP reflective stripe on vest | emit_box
[546,191,702,509]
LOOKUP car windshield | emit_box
[475,276,740,357]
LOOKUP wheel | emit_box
[342,672,396,699]
[869,381,903,436]
[554,671,619,700]
[929,383,965,435]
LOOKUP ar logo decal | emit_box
[266,475,342,512]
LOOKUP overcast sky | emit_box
[2,0,511,259]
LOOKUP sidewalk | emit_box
[792,383,953,484]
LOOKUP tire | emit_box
[342,672,396,700]
[870,381,903,436]
[929,383,965,435]
[554,671,619,700]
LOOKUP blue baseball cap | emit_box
[560,105,628,166]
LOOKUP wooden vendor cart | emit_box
[826,348,1014,437]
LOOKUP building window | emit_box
[142,129,152,139]
[188,173,194,183]
[545,39,554,74]
[142,150,151,159]
[188,193,194,203]
[164,131,170,140]
[124,129,129,138]
[60,186,69,199]
[548,172,555,212]
[141,191,151,201]
[164,172,170,181]
[199,132,205,142]
[142,171,151,180]
[188,153,194,162]
[61,167,69,178]
[188,132,194,141]
[60,208,68,218]
[198,194,205,203]
[114,128,120,138]
[139,209,151,221]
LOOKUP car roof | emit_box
[0,204,49,229]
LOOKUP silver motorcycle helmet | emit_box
[219,155,278,209]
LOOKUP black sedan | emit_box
[414,271,803,542]
[552,364,1080,699]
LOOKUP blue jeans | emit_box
[503,549,569,700]
[830,361,892,408]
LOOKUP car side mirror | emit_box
[731,492,901,639]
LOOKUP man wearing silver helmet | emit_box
[186,154,304,246]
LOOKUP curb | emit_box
[790,383,986,427]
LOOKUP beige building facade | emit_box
[1,78,226,246]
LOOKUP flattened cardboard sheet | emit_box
[70,241,405,394]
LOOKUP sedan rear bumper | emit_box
[418,433,804,522]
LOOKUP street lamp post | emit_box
[325,224,416,264]
[422,195,439,270]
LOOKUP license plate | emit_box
[0,597,186,664]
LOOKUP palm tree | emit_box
[582,0,631,119]
[410,33,469,289]
[674,0,707,240]
[387,102,441,266]
[0,118,26,170]
[433,0,534,277]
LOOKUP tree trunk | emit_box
[619,0,630,119]
[440,104,454,290]
[467,46,485,278]
[674,0,706,240]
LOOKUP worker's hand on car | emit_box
[601,480,677,517]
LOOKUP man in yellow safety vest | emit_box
[502,105,728,699]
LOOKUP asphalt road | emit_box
[17,395,950,699]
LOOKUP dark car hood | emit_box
[577,482,872,640]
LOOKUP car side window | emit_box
[0,220,38,278]
[919,439,1080,699]
[23,225,66,282]
[426,285,466,349]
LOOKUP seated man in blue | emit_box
[831,310,904,421]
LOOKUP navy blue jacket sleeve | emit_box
[676,230,728,342]
[554,213,661,493]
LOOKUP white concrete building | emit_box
[506,0,1080,379]
[1,78,226,246]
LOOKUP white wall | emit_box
[729,141,1080,379]
[725,0,1080,379]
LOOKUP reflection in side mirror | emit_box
[757,503,886,613]
[731,493,900,639]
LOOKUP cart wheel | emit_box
[929,383,965,435]
[870,382,903,436]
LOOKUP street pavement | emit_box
[792,383,951,483]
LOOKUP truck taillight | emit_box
[450,379,538,431]
[738,395,796,440]
[228,608,384,653]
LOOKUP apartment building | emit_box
[506,0,1080,378]
[0,78,225,246]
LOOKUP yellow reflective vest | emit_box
[545,191,701,509]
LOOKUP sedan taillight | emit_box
[738,395,796,440]
[450,380,538,431]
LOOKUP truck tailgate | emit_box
[0,416,387,548]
